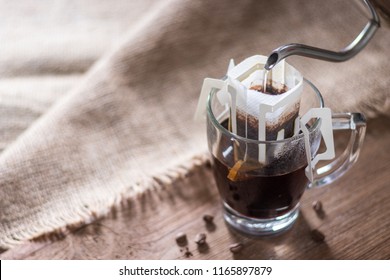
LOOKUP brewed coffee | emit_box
[212,156,307,219]
[212,118,308,219]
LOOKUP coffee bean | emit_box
[229,242,243,254]
[312,200,326,219]
[204,214,216,232]
[311,229,325,243]
[175,232,187,246]
[203,214,214,224]
[312,201,323,212]
[195,233,207,245]
[184,247,193,258]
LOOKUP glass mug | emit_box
[206,79,366,235]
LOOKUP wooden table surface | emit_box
[1,115,389,260]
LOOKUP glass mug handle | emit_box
[309,112,367,188]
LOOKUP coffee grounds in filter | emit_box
[235,101,300,141]
[235,76,301,141]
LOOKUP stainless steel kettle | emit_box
[264,0,381,70]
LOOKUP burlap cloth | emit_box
[0,0,389,249]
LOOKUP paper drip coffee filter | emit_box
[197,55,303,162]
[229,56,304,163]
[195,55,335,181]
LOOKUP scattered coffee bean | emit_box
[312,200,326,219]
[229,242,243,254]
[204,215,216,232]
[312,200,323,212]
[203,214,214,224]
[195,233,207,245]
[184,247,193,258]
[175,232,187,246]
[310,229,325,243]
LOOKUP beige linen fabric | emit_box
[0,0,157,153]
[0,0,389,249]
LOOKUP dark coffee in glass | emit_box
[212,119,308,220]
